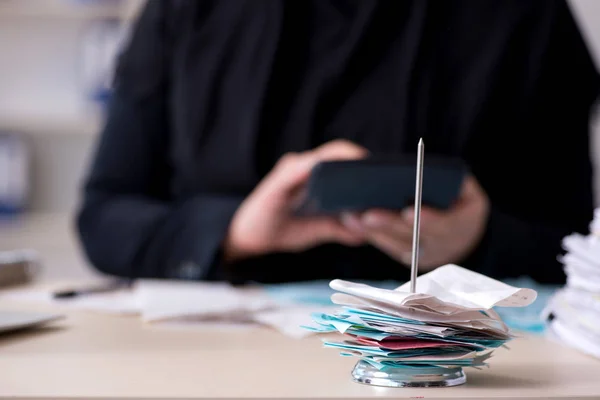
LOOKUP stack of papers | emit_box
[303,264,537,371]
[543,209,600,358]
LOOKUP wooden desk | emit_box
[1,302,600,399]
[1,213,600,399]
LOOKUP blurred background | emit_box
[0,0,144,280]
[0,0,600,280]
[0,0,142,215]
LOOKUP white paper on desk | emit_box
[136,280,277,323]
[548,319,600,359]
[544,289,600,336]
[137,281,338,338]
[252,305,339,339]
[395,264,537,309]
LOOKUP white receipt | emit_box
[395,264,537,309]
[331,264,536,314]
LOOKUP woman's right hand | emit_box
[223,139,368,262]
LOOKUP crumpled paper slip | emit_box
[330,264,536,314]
[394,264,538,309]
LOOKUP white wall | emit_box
[0,0,140,214]
[0,18,92,123]
[0,0,599,213]
[0,18,97,213]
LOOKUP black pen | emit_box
[52,279,132,299]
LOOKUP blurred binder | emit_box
[0,132,29,215]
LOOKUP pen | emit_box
[52,279,132,299]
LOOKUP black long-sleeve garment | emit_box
[76,0,599,284]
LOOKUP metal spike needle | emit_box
[410,138,424,293]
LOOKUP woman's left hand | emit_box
[341,175,490,270]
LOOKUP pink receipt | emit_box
[356,337,461,350]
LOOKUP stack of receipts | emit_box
[542,209,600,358]
[303,264,537,371]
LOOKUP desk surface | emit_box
[1,213,600,399]
[2,303,600,399]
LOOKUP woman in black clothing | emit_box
[76,0,600,284]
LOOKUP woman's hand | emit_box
[223,140,369,262]
[341,175,490,270]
